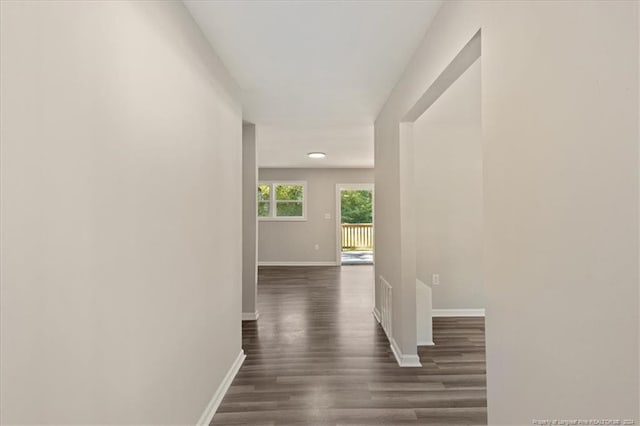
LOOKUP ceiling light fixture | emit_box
[307,152,326,159]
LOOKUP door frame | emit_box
[335,183,375,265]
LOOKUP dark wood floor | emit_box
[212,266,487,425]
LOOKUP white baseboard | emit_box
[258,261,339,267]
[389,337,422,367]
[418,340,435,346]
[432,308,485,317]
[372,306,381,323]
[197,349,246,426]
[242,311,260,321]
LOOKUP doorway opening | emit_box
[396,29,482,361]
[336,184,374,265]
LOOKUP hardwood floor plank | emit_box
[211,266,487,425]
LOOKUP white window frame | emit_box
[258,181,307,221]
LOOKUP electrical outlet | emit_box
[314,244,320,250]
[432,274,440,285]
[324,213,331,219]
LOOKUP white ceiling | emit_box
[184,0,443,167]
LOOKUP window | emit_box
[257,184,271,217]
[257,181,306,220]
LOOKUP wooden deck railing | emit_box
[341,223,373,250]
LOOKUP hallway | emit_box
[212,266,487,425]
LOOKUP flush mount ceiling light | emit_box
[307,152,326,159]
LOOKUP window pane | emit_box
[258,202,270,217]
[275,184,303,201]
[276,202,303,217]
[257,184,270,201]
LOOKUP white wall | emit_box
[0,1,243,424]
[242,123,258,317]
[375,1,639,423]
[414,59,483,310]
[258,168,374,265]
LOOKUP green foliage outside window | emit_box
[258,202,270,216]
[257,184,270,201]
[275,184,303,201]
[257,185,270,216]
[276,202,303,216]
[341,190,372,224]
